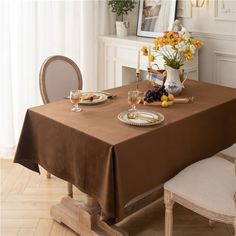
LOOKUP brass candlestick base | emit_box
[136,72,140,90]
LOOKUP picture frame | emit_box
[215,0,236,21]
[137,0,177,38]
[176,0,192,18]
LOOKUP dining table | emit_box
[14,80,236,236]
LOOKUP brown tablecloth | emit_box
[14,80,236,221]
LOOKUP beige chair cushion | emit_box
[164,156,236,217]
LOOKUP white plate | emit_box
[80,92,108,104]
[118,110,164,127]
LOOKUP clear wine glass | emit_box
[128,90,142,112]
[70,90,82,112]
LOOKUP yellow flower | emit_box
[149,54,155,62]
[184,52,193,61]
[184,47,190,53]
[193,39,202,49]
[167,31,174,39]
[162,38,168,46]
[141,46,148,56]
[153,45,158,51]
[154,38,159,46]
[169,39,177,47]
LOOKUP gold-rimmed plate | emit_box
[80,92,108,105]
[118,110,164,127]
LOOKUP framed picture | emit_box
[137,0,177,38]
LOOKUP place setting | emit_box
[118,89,165,127]
[68,89,117,112]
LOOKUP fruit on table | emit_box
[161,101,174,108]
[144,85,168,103]
[144,86,175,108]
[161,95,168,102]
[168,93,174,101]
[161,101,169,108]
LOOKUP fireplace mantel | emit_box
[98,35,199,90]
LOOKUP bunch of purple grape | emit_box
[144,86,168,103]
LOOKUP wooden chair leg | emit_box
[46,172,51,178]
[67,182,73,198]
[209,219,215,228]
[164,190,175,236]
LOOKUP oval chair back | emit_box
[39,55,83,104]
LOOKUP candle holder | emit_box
[136,72,140,90]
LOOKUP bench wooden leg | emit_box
[164,190,174,236]
[51,195,128,236]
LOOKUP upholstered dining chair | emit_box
[164,153,236,236]
[39,55,83,197]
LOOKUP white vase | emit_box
[164,65,183,95]
[116,21,129,37]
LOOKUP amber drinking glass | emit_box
[70,90,82,112]
[128,90,142,112]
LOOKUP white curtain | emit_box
[0,0,114,156]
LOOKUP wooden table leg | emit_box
[51,195,128,236]
[67,182,73,198]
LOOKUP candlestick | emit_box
[136,72,140,90]
[136,50,140,73]
[148,45,151,69]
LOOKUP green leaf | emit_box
[108,0,137,19]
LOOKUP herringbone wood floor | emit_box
[0,158,234,236]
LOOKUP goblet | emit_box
[128,90,142,112]
[70,89,82,112]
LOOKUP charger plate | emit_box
[118,110,164,127]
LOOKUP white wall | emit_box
[123,0,236,88]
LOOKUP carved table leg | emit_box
[164,190,175,236]
[208,219,215,228]
[67,182,73,198]
[46,172,51,178]
[51,195,128,236]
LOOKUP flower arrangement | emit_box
[141,30,202,69]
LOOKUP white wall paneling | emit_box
[215,0,236,21]
[192,32,236,41]
[191,32,236,86]
[214,51,236,88]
